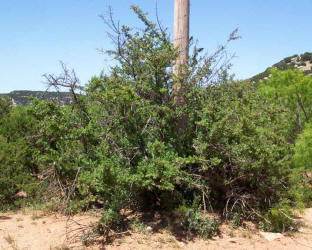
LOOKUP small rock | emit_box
[15,191,27,198]
[146,226,153,233]
[228,239,237,243]
[177,241,185,248]
[260,232,284,241]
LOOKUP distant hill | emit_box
[251,52,312,82]
[3,53,312,106]
[1,90,72,106]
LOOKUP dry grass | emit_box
[49,244,71,250]
[4,234,19,250]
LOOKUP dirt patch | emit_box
[0,210,100,249]
[0,209,312,250]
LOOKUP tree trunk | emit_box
[173,0,190,106]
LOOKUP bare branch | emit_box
[43,61,82,106]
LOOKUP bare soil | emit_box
[0,209,312,250]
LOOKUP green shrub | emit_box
[187,81,299,217]
[0,106,38,210]
[301,52,312,62]
[0,96,11,122]
[176,207,220,239]
[230,212,242,229]
[293,123,312,206]
[259,69,312,135]
[97,209,125,241]
[263,208,296,233]
[294,123,312,171]
[284,56,293,64]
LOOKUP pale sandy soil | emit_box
[0,209,312,250]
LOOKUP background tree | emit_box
[259,69,312,134]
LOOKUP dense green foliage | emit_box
[176,206,220,239]
[0,6,311,237]
[294,124,312,171]
[259,69,312,206]
[301,52,312,62]
[258,67,312,164]
[0,104,38,209]
[260,69,312,126]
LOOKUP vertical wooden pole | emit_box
[173,0,190,105]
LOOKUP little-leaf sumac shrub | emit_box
[0,106,38,209]
[134,141,180,192]
[84,76,182,212]
[187,82,300,219]
[0,96,11,122]
[25,98,103,210]
[0,135,37,209]
[27,6,239,218]
[37,6,306,233]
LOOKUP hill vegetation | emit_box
[1,90,71,106]
[251,52,312,82]
[0,6,311,245]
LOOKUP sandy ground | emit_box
[0,209,312,250]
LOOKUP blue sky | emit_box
[0,0,311,93]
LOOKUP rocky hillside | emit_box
[251,52,312,82]
[1,90,72,106]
